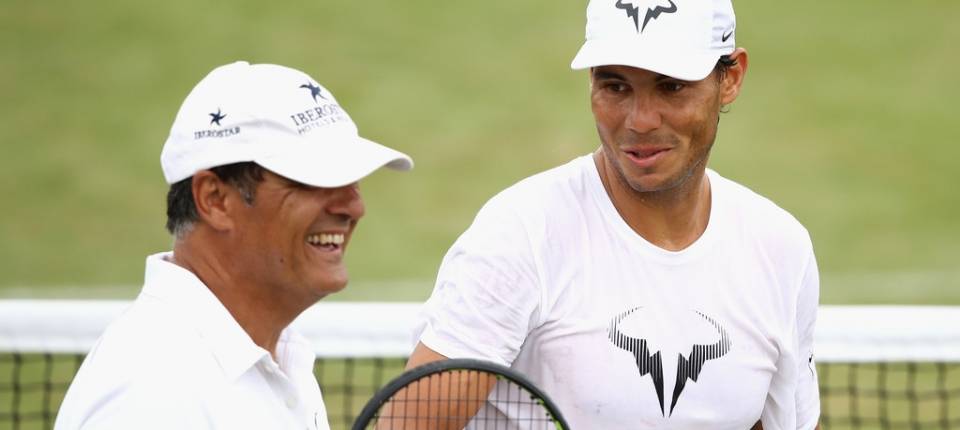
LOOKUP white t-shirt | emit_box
[55,252,331,430]
[414,155,820,430]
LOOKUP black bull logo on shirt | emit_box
[608,307,732,416]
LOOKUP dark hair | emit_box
[715,55,737,81]
[165,162,266,237]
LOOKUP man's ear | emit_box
[720,48,749,106]
[191,170,237,232]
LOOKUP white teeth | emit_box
[307,233,344,246]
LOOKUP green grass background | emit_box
[1,0,958,304]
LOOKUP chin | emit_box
[318,278,349,294]
[303,275,349,300]
[624,174,675,193]
[328,281,349,294]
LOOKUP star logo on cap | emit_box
[300,82,326,103]
[209,108,226,126]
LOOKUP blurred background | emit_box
[1,0,958,304]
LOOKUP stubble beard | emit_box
[604,136,714,201]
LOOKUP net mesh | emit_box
[2,301,959,430]
[818,362,960,430]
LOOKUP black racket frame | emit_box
[352,358,570,430]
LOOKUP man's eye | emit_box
[660,82,685,92]
[603,82,628,93]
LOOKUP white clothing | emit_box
[55,252,330,430]
[414,155,820,430]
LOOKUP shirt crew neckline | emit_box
[582,154,726,265]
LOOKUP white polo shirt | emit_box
[55,252,330,430]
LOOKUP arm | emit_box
[374,343,496,430]
[388,195,540,429]
[405,341,449,370]
[758,239,822,430]
[794,248,821,430]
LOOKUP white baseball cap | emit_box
[160,61,413,187]
[571,0,737,81]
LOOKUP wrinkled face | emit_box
[591,64,733,195]
[232,171,365,304]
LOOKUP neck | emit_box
[172,233,295,357]
[594,150,712,251]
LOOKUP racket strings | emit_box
[365,369,559,429]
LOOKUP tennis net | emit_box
[2,301,959,430]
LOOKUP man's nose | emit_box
[626,94,663,134]
[325,182,365,221]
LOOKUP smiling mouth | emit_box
[623,147,672,168]
[626,148,670,159]
[306,233,345,252]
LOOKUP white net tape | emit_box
[2,301,959,362]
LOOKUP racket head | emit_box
[352,358,569,430]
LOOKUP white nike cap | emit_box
[161,61,413,187]
[571,0,737,81]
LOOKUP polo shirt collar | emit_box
[140,252,274,381]
[275,329,318,379]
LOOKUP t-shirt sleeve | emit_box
[794,248,822,429]
[761,244,821,430]
[413,196,542,367]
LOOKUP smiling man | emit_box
[54,62,412,430]
[407,1,820,429]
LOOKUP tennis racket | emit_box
[352,358,570,430]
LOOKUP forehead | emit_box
[592,65,673,81]
[261,169,310,189]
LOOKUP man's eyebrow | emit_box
[592,70,625,81]
[654,73,691,83]
[593,69,688,83]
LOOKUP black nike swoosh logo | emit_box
[722,30,734,42]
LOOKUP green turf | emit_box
[1,0,958,303]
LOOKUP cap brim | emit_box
[570,39,724,82]
[256,136,413,188]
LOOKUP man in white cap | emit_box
[407,1,820,429]
[55,61,413,430]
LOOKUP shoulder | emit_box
[63,296,216,401]
[89,296,207,365]
[710,170,819,310]
[711,170,813,251]
[419,161,598,364]
[57,297,221,428]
